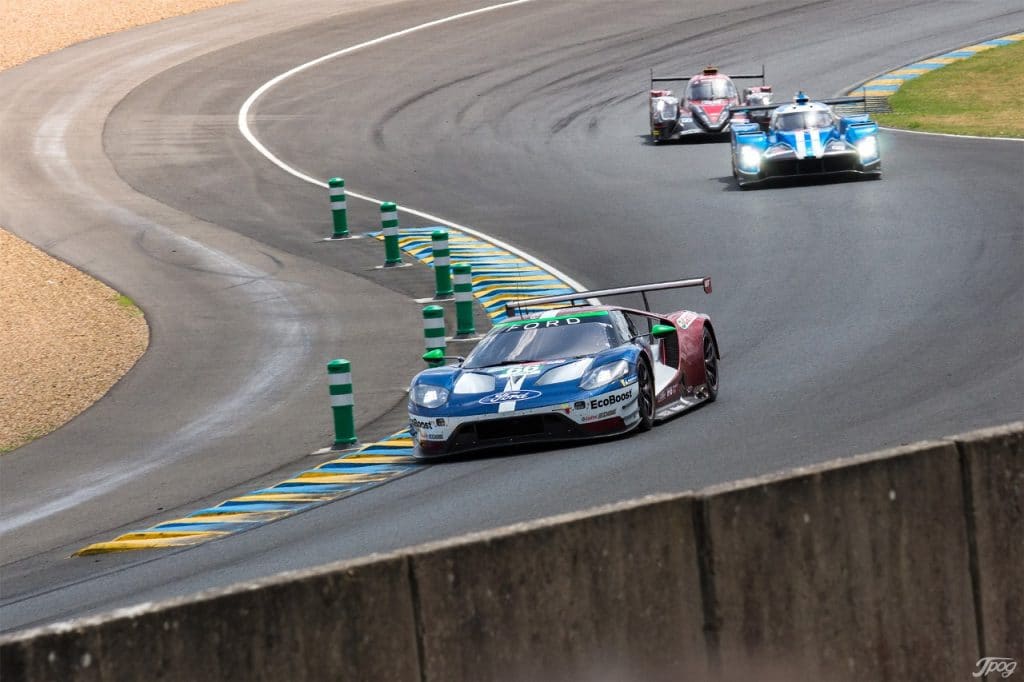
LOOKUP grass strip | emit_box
[876,41,1024,138]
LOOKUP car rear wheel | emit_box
[636,360,655,431]
[703,329,719,402]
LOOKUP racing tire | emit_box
[703,329,719,402]
[636,359,655,432]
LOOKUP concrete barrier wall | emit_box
[0,555,420,682]
[2,423,1020,681]
[955,424,1024,657]
[410,494,707,682]
[702,441,976,681]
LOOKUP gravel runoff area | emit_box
[0,0,241,452]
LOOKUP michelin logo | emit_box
[590,389,633,410]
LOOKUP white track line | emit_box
[879,126,1024,142]
[237,0,590,293]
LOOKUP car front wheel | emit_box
[703,329,719,402]
[636,359,655,431]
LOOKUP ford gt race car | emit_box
[648,65,771,141]
[408,278,719,459]
[729,91,882,187]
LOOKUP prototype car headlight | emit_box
[653,99,679,123]
[579,359,630,390]
[411,384,449,408]
[857,136,878,161]
[739,146,761,171]
[536,358,592,386]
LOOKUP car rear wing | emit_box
[505,277,712,318]
[650,64,765,87]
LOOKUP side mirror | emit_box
[422,349,445,366]
[422,349,464,366]
[651,324,676,339]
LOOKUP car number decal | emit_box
[496,364,544,378]
[677,312,698,329]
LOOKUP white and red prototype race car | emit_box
[648,65,772,141]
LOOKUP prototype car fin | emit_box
[650,64,765,87]
[731,94,868,116]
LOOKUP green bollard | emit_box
[431,229,453,298]
[327,359,357,446]
[422,305,446,366]
[381,202,402,265]
[328,177,349,238]
[453,262,475,336]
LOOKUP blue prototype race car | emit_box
[729,91,881,188]
[408,278,719,459]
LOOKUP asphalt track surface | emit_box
[1,0,1022,633]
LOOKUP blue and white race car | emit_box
[408,278,719,459]
[729,92,881,188]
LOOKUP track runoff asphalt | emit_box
[1,0,1021,632]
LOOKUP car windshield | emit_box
[775,110,833,131]
[687,79,735,100]
[463,313,618,369]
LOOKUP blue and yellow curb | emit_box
[850,33,1024,98]
[373,226,577,323]
[77,225,582,555]
[75,432,418,555]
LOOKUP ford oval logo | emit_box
[478,390,542,405]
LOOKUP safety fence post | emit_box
[328,177,349,238]
[431,229,453,298]
[422,305,446,366]
[381,201,402,266]
[327,359,357,446]
[453,262,475,337]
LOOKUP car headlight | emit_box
[579,359,630,390]
[536,358,592,386]
[739,146,761,171]
[857,136,878,161]
[453,373,495,394]
[654,99,678,123]
[411,384,449,408]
